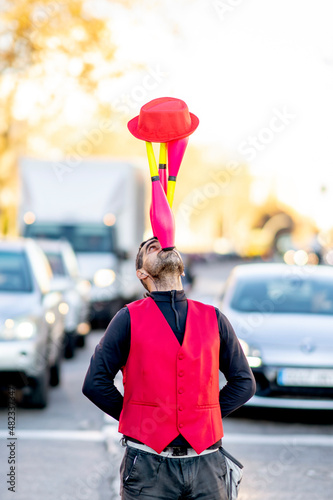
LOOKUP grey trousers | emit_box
[120,446,228,499]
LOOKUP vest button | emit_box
[178,371,184,377]
[178,354,184,360]
[178,406,183,411]
[179,423,184,429]
[178,388,184,394]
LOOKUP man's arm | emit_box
[216,308,256,417]
[82,307,130,421]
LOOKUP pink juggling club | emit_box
[146,142,175,250]
[158,143,168,194]
[167,136,189,207]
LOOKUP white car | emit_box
[37,239,91,357]
[0,238,65,408]
[220,263,333,410]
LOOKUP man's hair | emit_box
[135,237,157,293]
[135,237,157,271]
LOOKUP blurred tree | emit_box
[0,0,129,233]
[0,0,124,146]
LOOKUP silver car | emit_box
[37,239,91,358]
[220,263,333,410]
[0,238,65,408]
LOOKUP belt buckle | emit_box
[171,446,187,457]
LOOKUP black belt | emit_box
[163,440,222,456]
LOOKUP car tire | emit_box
[23,371,49,409]
[76,335,85,348]
[64,332,76,359]
[49,359,61,387]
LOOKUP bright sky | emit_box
[93,0,333,228]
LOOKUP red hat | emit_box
[127,97,199,142]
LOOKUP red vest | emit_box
[118,297,223,454]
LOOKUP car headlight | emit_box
[93,269,116,288]
[45,311,56,324]
[58,302,69,315]
[76,279,91,296]
[1,318,37,340]
[239,339,262,368]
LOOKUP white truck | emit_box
[18,157,145,326]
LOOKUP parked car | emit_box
[220,263,333,410]
[0,238,65,408]
[37,239,91,357]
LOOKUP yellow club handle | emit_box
[167,179,176,208]
[159,142,167,165]
[145,142,159,178]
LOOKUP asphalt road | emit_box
[0,258,332,500]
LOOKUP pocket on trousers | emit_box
[214,448,228,478]
[120,448,140,487]
[121,449,161,495]
[218,447,244,500]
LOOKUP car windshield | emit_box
[25,223,115,253]
[0,251,33,292]
[230,276,333,315]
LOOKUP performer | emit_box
[82,237,256,499]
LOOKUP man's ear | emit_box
[136,269,148,280]
[181,271,185,277]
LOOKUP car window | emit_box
[63,246,79,278]
[230,276,333,315]
[0,251,33,292]
[27,244,52,294]
[45,252,66,276]
[25,223,115,253]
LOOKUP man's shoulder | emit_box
[126,297,149,308]
[187,298,217,313]
[106,305,130,327]
[187,298,209,306]
[187,300,220,324]
[213,306,232,324]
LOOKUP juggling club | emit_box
[167,136,189,207]
[146,142,175,250]
[158,143,167,194]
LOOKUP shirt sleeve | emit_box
[82,307,130,421]
[216,308,256,417]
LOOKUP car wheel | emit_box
[49,359,61,387]
[76,335,85,348]
[23,371,49,409]
[64,332,76,359]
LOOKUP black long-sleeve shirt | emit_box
[82,290,256,446]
